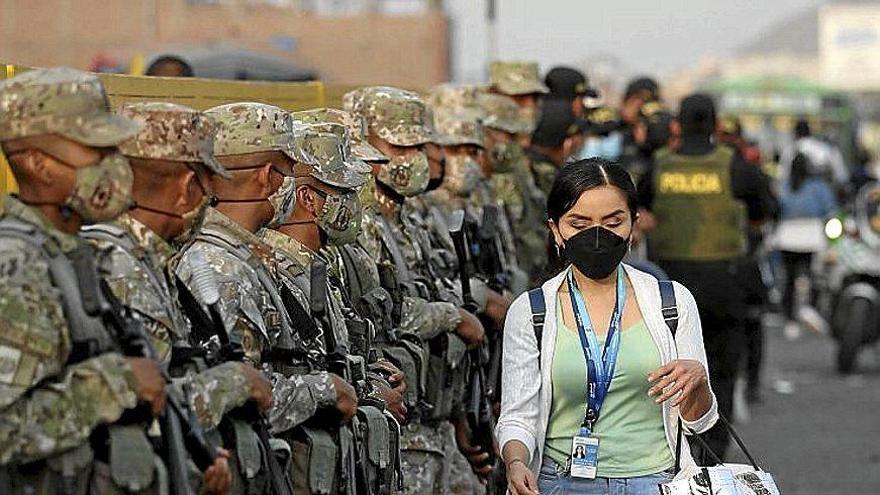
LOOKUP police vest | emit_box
[651,146,747,262]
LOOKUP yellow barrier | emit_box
[0,63,334,196]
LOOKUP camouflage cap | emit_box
[291,108,388,163]
[0,67,142,146]
[204,102,296,160]
[432,110,484,148]
[117,102,231,179]
[350,86,434,147]
[427,84,483,115]
[478,92,534,135]
[294,125,366,190]
[489,61,549,96]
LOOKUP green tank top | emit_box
[543,298,674,478]
[651,146,747,261]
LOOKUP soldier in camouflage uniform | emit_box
[290,109,410,416]
[420,92,512,495]
[487,61,548,141]
[260,121,406,495]
[0,68,172,494]
[174,102,358,493]
[81,102,287,494]
[479,92,548,287]
[348,86,487,495]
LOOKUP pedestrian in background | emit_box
[774,153,838,337]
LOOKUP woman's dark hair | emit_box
[547,158,639,224]
[542,158,639,279]
[789,152,811,192]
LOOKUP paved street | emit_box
[727,322,880,494]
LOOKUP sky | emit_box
[448,0,829,82]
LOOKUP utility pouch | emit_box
[108,424,157,492]
[385,412,403,492]
[358,405,391,494]
[9,443,95,495]
[398,336,428,400]
[290,426,338,495]
[232,420,263,481]
[381,346,420,410]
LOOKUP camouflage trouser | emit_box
[441,422,483,495]
[400,450,444,494]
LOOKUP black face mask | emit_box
[560,225,630,279]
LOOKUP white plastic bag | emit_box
[660,462,780,495]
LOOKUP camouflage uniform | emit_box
[479,93,548,286]
[0,68,163,494]
[418,105,489,495]
[80,103,252,433]
[348,87,468,495]
[488,60,548,130]
[174,104,336,436]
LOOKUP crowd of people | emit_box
[0,59,856,495]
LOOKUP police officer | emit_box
[618,77,670,179]
[544,66,596,120]
[638,94,774,459]
[0,67,169,494]
[527,98,579,197]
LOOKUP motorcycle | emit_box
[818,182,880,373]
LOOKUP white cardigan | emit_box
[495,264,719,475]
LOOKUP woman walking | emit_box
[496,158,718,495]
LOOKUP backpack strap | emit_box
[658,278,687,473]
[659,279,679,338]
[527,288,546,364]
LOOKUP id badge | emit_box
[569,435,599,479]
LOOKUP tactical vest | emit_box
[651,146,747,262]
[0,216,163,495]
[187,229,305,495]
[193,228,307,368]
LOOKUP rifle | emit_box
[309,260,373,495]
[181,251,295,495]
[448,210,497,471]
[70,245,217,495]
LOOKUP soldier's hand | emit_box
[453,417,493,481]
[203,448,232,495]
[331,374,358,423]
[374,380,408,423]
[483,290,512,333]
[240,363,273,411]
[372,359,405,389]
[455,309,486,349]
[127,357,167,416]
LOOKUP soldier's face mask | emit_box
[283,185,363,246]
[490,140,524,174]
[443,155,482,196]
[21,149,136,224]
[378,151,430,197]
[67,153,135,223]
[130,165,214,245]
[267,176,297,228]
[316,189,363,246]
[213,162,295,228]
[358,172,378,209]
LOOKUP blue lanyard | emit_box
[566,267,626,435]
